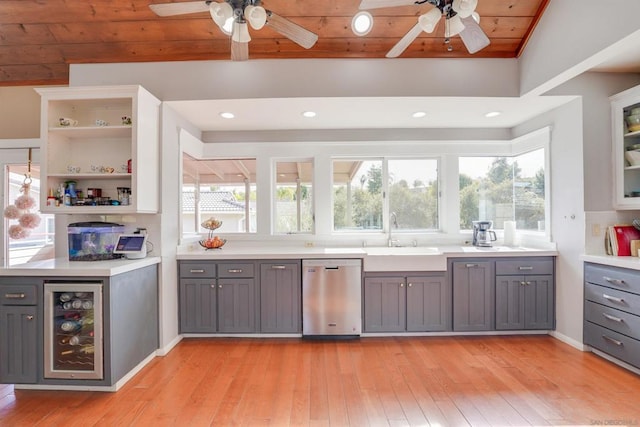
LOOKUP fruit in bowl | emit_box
[199,236,226,250]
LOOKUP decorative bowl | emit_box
[201,218,222,230]
[199,238,226,250]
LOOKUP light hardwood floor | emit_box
[1,335,640,426]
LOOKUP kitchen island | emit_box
[0,257,160,391]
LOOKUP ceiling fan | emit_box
[149,0,319,61]
[359,0,490,57]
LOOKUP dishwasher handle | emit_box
[325,266,340,270]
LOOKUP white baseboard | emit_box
[549,330,586,351]
[156,334,183,356]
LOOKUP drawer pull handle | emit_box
[271,265,286,270]
[26,315,34,320]
[602,335,624,346]
[603,277,625,286]
[227,269,243,273]
[603,294,624,304]
[4,293,26,299]
[189,269,205,274]
[518,266,533,271]
[465,264,477,268]
[602,313,624,323]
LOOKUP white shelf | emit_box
[48,126,132,139]
[36,85,161,214]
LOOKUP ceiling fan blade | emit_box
[359,0,418,10]
[149,1,210,17]
[266,11,318,49]
[231,40,249,61]
[386,22,422,58]
[459,16,490,54]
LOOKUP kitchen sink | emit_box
[363,246,446,272]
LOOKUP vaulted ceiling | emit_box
[0,0,549,86]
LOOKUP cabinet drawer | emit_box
[585,283,640,315]
[1,285,37,305]
[218,263,254,278]
[584,321,640,369]
[495,258,553,275]
[584,263,640,295]
[179,263,216,278]
[585,300,640,340]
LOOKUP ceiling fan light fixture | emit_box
[452,0,478,18]
[245,5,267,30]
[418,7,442,33]
[446,14,465,37]
[351,11,373,36]
[232,21,251,43]
[209,1,233,28]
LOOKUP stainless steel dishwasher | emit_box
[302,259,362,338]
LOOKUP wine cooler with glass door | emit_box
[44,282,103,380]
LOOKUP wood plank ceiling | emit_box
[0,0,549,87]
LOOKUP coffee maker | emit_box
[472,220,497,247]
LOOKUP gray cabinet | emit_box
[179,261,256,333]
[584,262,640,370]
[495,258,554,330]
[364,273,449,332]
[0,283,39,384]
[260,261,301,333]
[452,260,493,331]
[364,276,405,332]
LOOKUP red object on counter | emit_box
[127,159,132,173]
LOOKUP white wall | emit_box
[519,0,640,96]
[0,87,41,139]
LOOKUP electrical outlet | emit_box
[592,224,601,237]
[305,242,315,247]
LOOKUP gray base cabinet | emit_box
[364,273,449,333]
[495,258,555,330]
[584,262,640,370]
[179,261,256,333]
[260,261,301,333]
[452,260,493,331]
[0,265,158,387]
[0,303,38,384]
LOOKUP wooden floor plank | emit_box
[2,335,640,426]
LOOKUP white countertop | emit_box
[0,256,161,277]
[176,243,558,260]
[582,254,640,271]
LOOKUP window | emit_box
[274,160,314,234]
[388,159,439,230]
[333,159,383,231]
[459,148,546,231]
[181,155,256,234]
[332,158,439,232]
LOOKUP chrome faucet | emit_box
[388,211,399,247]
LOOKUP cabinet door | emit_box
[180,279,217,333]
[524,275,554,329]
[452,261,493,331]
[0,306,37,384]
[260,263,301,333]
[495,275,525,330]
[218,278,255,333]
[406,275,449,332]
[363,277,406,332]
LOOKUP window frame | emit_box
[272,158,315,235]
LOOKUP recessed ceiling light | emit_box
[485,111,501,118]
[220,112,235,119]
[412,111,427,118]
[351,11,373,36]
[302,111,317,118]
